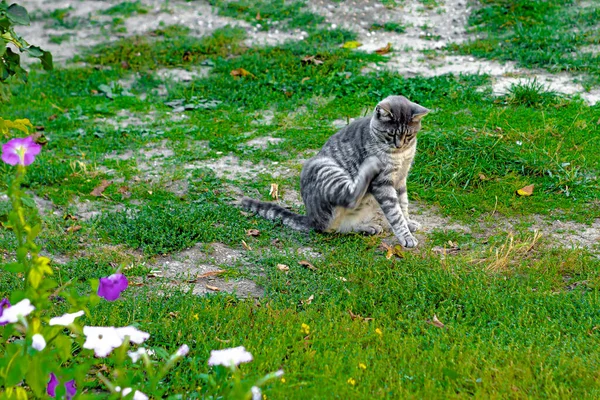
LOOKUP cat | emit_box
[241,95,430,248]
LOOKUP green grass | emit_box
[2,1,600,398]
[101,1,148,17]
[453,0,600,87]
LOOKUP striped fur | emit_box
[241,95,430,248]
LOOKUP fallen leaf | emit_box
[516,184,534,196]
[118,186,129,194]
[301,55,324,65]
[206,284,221,292]
[66,225,82,233]
[301,77,310,83]
[241,240,252,251]
[276,263,289,272]
[342,41,362,49]
[48,114,57,121]
[120,60,130,69]
[183,50,192,61]
[380,242,404,259]
[271,238,283,248]
[269,183,279,200]
[256,11,261,20]
[230,68,255,78]
[168,311,179,318]
[375,42,392,55]
[301,294,314,305]
[427,314,446,328]
[299,260,317,271]
[348,310,374,322]
[35,125,45,131]
[63,214,78,221]
[246,229,260,237]
[90,180,112,197]
[197,270,226,279]
[31,132,48,146]
[478,173,487,180]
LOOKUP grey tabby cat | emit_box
[241,95,430,248]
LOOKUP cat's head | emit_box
[370,95,430,150]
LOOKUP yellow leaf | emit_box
[29,256,53,289]
[230,68,255,78]
[516,184,534,196]
[342,41,362,49]
[0,117,33,137]
[269,183,279,200]
[375,42,392,55]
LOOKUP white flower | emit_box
[121,388,148,400]
[49,310,85,326]
[0,299,35,324]
[31,333,46,351]
[208,346,253,367]
[273,369,284,378]
[83,326,123,357]
[251,386,261,400]
[176,344,189,357]
[128,348,148,363]
[116,326,150,344]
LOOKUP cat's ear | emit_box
[411,104,430,122]
[376,104,392,120]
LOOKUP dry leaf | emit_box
[301,55,324,65]
[342,41,362,49]
[63,214,78,221]
[31,132,48,146]
[380,242,404,259]
[299,260,317,271]
[478,173,487,180]
[118,186,129,194]
[197,270,226,279]
[269,183,279,200]
[256,11,261,20]
[375,42,392,55]
[276,264,289,272]
[301,77,310,83]
[302,294,314,305]
[516,184,534,196]
[168,311,179,318]
[90,180,112,197]
[246,229,260,237]
[428,314,446,328]
[230,68,255,78]
[241,240,252,251]
[48,114,57,121]
[348,310,374,322]
[206,284,221,292]
[66,225,82,233]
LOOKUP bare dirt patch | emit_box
[151,242,263,298]
[187,155,295,180]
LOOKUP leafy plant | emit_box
[0,1,53,85]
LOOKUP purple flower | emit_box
[47,373,58,397]
[65,380,77,400]
[98,273,128,301]
[47,373,76,399]
[0,298,10,326]
[1,137,42,166]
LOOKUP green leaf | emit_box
[25,46,43,57]
[6,4,30,25]
[53,335,73,363]
[40,51,53,71]
[25,357,46,397]
[20,195,35,208]
[3,262,25,273]
[5,347,29,386]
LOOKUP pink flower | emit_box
[98,273,128,301]
[1,136,42,166]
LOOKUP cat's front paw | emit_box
[398,234,418,248]
[407,219,421,233]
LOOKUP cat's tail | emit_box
[240,197,311,232]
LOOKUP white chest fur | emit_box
[389,144,416,189]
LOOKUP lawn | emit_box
[1,0,600,398]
